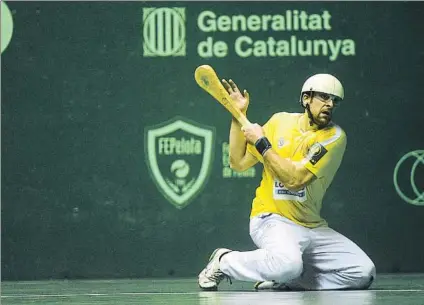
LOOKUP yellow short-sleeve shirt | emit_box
[247,112,347,228]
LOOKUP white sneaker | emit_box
[198,248,232,291]
[254,281,288,291]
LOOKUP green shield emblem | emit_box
[145,117,215,209]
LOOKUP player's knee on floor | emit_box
[347,258,376,290]
[357,259,376,289]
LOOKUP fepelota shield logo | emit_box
[142,7,186,57]
[145,117,215,209]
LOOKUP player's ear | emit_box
[302,93,310,107]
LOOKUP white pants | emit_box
[220,213,376,290]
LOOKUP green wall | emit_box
[2,1,424,280]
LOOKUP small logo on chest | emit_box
[277,137,285,148]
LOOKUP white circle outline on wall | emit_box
[1,1,14,54]
[393,150,424,206]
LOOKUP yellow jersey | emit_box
[247,112,347,228]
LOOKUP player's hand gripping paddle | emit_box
[194,65,251,128]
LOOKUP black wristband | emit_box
[255,137,272,156]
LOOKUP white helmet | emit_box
[301,74,344,100]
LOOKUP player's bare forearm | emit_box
[229,118,252,171]
[263,149,315,191]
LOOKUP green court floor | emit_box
[2,273,424,304]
